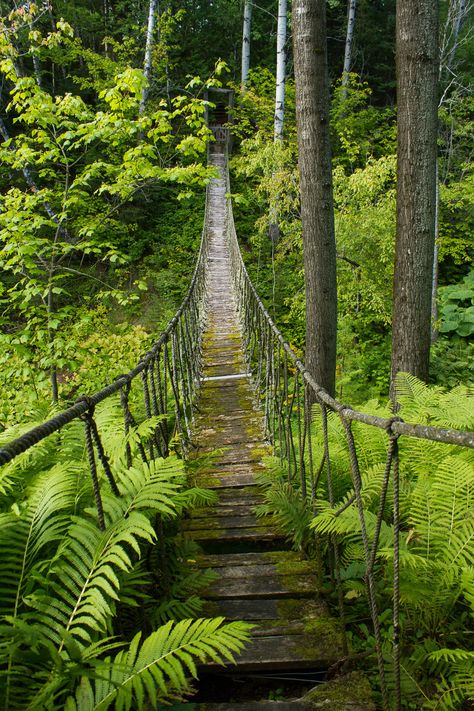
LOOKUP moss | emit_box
[274,559,315,576]
[303,672,375,710]
[291,614,346,663]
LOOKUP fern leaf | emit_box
[64,618,253,711]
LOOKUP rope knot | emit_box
[76,395,95,420]
[386,416,403,439]
[116,373,132,396]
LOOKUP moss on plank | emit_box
[303,672,375,710]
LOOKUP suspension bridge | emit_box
[0,134,472,711]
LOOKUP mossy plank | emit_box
[203,633,341,671]
[204,597,323,621]
[196,551,304,568]
[186,526,284,543]
[204,573,319,599]
[203,560,315,579]
[184,514,272,531]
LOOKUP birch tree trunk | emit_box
[274,0,287,141]
[293,0,337,397]
[444,0,467,76]
[342,0,357,87]
[432,0,468,340]
[391,0,439,392]
[241,0,252,90]
[139,0,159,117]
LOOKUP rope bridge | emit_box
[0,137,472,711]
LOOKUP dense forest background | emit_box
[0,0,472,418]
[0,1,473,709]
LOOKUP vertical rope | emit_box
[81,413,105,531]
[392,435,401,711]
[89,417,120,497]
[141,367,155,460]
[340,415,389,711]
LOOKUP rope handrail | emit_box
[0,181,212,467]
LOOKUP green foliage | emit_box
[331,75,396,171]
[64,617,252,711]
[438,269,474,337]
[306,375,474,709]
[0,401,252,709]
[255,462,313,551]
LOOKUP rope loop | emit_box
[76,394,96,421]
[385,415,403,440]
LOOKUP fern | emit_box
[255,462,312,550]
[63,618,253,711]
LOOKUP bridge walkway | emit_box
[181,149,352,709]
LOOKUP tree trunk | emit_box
[241,0,252,90]
[274,0,287,141]
[342,0,357,88]
[139,0,159,116]
[432,0,467,341]
[293,0,337,397]
[391,0,439,393]
[444,0,467,76]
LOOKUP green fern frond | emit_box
[0,468,76,620]
[29,511,155,649]
[64,618,253,711]
[255,481,311,550]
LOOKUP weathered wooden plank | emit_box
[204,560,315,579]
[193,703,310,711]
[195,472,258,488]
[185,526,283,543]
[183,514,270,531]
[191,502,262,518]
[203,573,319,599]
[204,633,341,671]
[196,551,304,568]
[203,597,326,622]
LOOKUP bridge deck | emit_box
[182,150,349,707]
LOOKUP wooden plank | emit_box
[204,633,341,671]
[204,597,325,622]
[197,551,304,568]
[203,574,319,599]
[191,502,262,518]
[205,560,315,579]
[185,526,283,543]
[193,703,309,711]
[183,514,270,531]
[195,472,258,488]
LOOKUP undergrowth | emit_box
[0,399,252,709]
[255,374,474,710]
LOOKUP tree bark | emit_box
[342,0,357,87]
[293,0,337,397]
[139,0,159,116]
[274,0,287,141]
[241,0,252,90]
[432,0,468,341]
[391,0,439,392]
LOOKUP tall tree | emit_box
[432,0,469,339]
[391,0,439,390]
[241,0,252,89]
[274,0,287,140]
[342,0,357,89]
[139,0,159,116]
[293,0,337,396]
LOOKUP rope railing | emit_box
[223,153,473,711]
[0,181,212,524]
